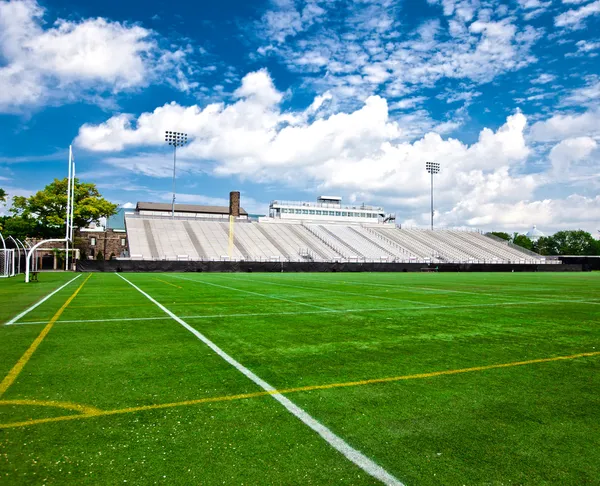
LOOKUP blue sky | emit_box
[0,0,599,233]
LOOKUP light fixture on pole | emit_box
[164,131,188,219]
[425,161,440,230]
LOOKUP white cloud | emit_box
[529,108,600,142]
[549,136,598,175]
[74,70,600,231]
[531,73,556,84]
[389,96,428,110]
[555,0,600,28]
[574,39,600,54]
[77,70,560,227]
[256,0,542,104]
[0,0,193,112]
[444,195,600,231]
[562,76,600,106]
[259,0,328,43]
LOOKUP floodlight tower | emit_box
[165,131,188,219]
[425,161,440,230]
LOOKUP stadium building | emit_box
[122,192,552,264]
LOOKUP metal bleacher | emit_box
[125,214,546,263]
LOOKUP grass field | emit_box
[1,271,599,485]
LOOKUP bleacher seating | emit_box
[124,214,547,263]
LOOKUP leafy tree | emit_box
[535,236,555,256]
[0,188,6,203]
[512,234,534,251]
[0,215,51,241]
[10,178,117,238]
[550,230,598,255]
[490,231,511,241]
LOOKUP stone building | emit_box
[77,226,128,260]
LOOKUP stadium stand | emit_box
[123,196,553,264]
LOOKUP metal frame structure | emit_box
[426,162,440,230]
[165,131,188,219]
[7,236,21,274]
[25,146,75,282]
[0,231,15,277]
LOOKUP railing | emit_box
[125,213,251,223]
[301,224,348,258]
[271,200,384,211]
[118,255,560,264]
[484,233,545,259]
[363,227,417,260]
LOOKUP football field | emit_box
[1,271,599,485]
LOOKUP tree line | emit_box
[490,230,600,256]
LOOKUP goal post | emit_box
[0,249,15,278]
[25,238,67,283]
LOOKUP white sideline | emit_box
[172,275,337,311]
[116,273,403,486]
[11,297,600,326]
[4,274,82,325]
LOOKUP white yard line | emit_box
[11,297,600,326]
[218,274,440,308]
[172,275,336,311]
[4,274,82,325]
[116,273,403,486]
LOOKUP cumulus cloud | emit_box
[549,136,598,176]
[529,108,600,142]
[0,0,194,112]
[73,69,600,230]
[76,70,584,230]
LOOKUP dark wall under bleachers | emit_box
[78,260,583,273]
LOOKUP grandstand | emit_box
[124,195,553,264]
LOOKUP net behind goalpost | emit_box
[0,249,15,278]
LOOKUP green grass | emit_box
[0,271,599,485]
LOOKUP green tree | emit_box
[0,215,49,241]
[10,178,117,238]
[536,236,555,256]
[550,230,598,255]
[490,231,511,241]
[0,188,6,203]
[512,234,534,251]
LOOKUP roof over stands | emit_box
[136,202,248,216]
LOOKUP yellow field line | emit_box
[153,278,182,289]
[0,274,92,399]
[0,399,101,415]
[1,350,598,430]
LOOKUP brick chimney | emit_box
[229,191,240,217]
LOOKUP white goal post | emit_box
[0,249,15,278]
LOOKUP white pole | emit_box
[8,236,20,274]
[26,238,67,283]
[70,159,76,270]
[0,231,6,277]
[17,238,27,274]
[65,146,72,271]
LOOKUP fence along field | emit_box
[1,271,599,484]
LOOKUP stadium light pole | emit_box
[165,131,188,219]
[425,161,440,230]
